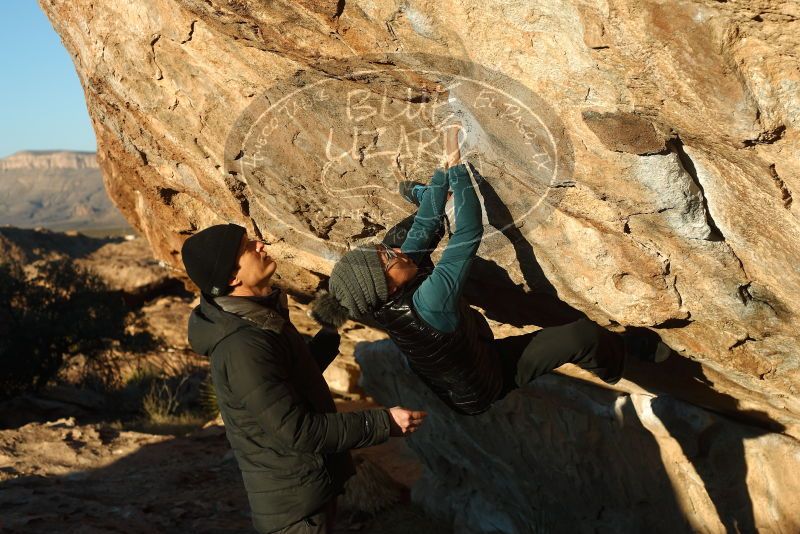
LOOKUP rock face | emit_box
[40,0,799,473]
[0,150,129,231]
[357,340,800,533]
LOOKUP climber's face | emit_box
[228,234,277,295]
[377,244,418,295]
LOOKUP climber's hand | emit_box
[387,406,428,437]
[444,122,462,168]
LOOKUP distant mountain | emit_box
[0,150,131,233]
[0,150,99,171]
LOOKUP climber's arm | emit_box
[412,162,483,333]
[400,123,463,265]
[400,168,450,265]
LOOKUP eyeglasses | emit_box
[378,243,399,273]
[238,237,268,257]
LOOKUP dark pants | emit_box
[493,317,625,392]
[276,499,337,534]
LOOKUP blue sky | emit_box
[0,2,96,158]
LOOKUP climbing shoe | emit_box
[398,181,425,207]
[622,328,672,363]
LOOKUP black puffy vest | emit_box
[372,274,505,415]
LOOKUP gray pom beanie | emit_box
[311,245,388,327]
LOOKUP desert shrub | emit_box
[142,374,188,423]
[133,372,208,434]
[199,373,219,418]
[104,364,163,412]
[0,257,153,399]
[123,364,163,391]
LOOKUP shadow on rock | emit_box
[464,258,586,327]
[357,340,691,533]
[357,340,798,533]
[466,175,587,327]
[626,354,786,534]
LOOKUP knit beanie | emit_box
[310,244,389,328]
[181,223,246,296]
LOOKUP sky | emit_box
[0,1,97,158]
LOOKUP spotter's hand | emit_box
[388,406,428,437]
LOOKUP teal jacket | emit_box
[401,162,484,332]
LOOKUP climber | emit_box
[311,123,670,415]
[181,224,426,534]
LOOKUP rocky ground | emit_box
[0,228,448,533]
[0,410,447,533]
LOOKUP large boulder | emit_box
[39,0,799,438]
[357,340,800,533]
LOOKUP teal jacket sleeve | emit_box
[400,168,449,265]
[221,332,392,453]
[412,162,484,333]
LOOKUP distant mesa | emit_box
[0,150,130,234]
[0,150,99,171]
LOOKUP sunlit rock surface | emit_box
[357,340,800,533]
[40,0,799,475]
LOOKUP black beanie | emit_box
[181,223,247,296]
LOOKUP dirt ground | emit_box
[0,407,449,534]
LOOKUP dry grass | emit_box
[104,369,210,436]
[141,375,187,421]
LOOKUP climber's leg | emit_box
[500,318,625,387]
[622,327,673,363]
[492,332,535,394]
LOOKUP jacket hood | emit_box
[188,293,252,356]
[188,290,289,356]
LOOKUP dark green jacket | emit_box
[188,289,391,533]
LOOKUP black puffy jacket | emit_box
[188,291,391,533]
[372,274,505,415]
